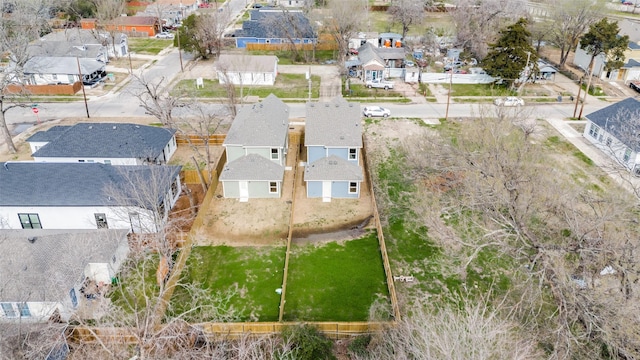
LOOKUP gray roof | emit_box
[0,229,128,302]
[358,43,384,66]
[235,10,315,39]
[585,97,640,152]
[376,47,406,60]
[40,29,126,46]
[25,125,71,142]
[31,123,176,159]
[223,94,289,147]
[23,56,105,75]
[28,41,104,60]
[305,97,363,148]
[304,155,363,181]
[0,162,181,207]
[216,54,278,73]
[624,58,640,68]
[219,153,284,181]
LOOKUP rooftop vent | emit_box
[112,126,117,129]
[28,237,36,244]
[325,103,330,107]
[88,125,93,129]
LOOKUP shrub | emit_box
[281,324,335,360]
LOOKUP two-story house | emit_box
[220,94,290,201]
[304,97,363,202]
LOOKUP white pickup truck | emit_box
[365,78,394,90]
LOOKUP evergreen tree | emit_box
[580,18,629,74]
[482,18,537,89]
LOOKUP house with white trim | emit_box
[26,123,177,165]
[216,54,279,86]
[583,97,640,175]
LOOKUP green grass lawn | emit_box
[449,84,515,97]
[172,74,321,99]
[108,256,161,314]
[283,233,390,321]
[129,38,172,55]
[172,246,285,322]
[345,84,406,98]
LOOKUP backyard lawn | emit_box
[129,38,173,55]
[172,246,285,322]
[283,233,389,321]
[172,74,321,99]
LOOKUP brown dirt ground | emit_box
[192,126,375,247]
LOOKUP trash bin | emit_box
[107,73,115,81]
[570,95,574,101]
[557,95,562,102]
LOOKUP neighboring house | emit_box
[26,123,178,165]
[0,162,182,233]
[233,9,316,48]
[356,43,406,80]
[536,60,558,81]
[304,97,363,201]
[349,32,379,50]
[216,54,279,86]
[379,32,403,48]
[38,29,129,59]
[81,16,161,37]
[19,56,106,86]
[220,94,290,200]
[583,97,640,175]
[28,40,108,63]
[574,20,640,81]
[0,229,130,322]
[143,0,198,27]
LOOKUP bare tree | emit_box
[89,0,126,58]
[178,12,230,60]
[261,8,315,63]
[387,0,424,40]
[449,0,527,59]
[544,0,604,68]
[132,75,183,127]
[0,0,55,153]
[326,0,367,66]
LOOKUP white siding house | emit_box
[583,97,640,175]
[216,54,279,86]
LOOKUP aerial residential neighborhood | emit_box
[2,0,640,359]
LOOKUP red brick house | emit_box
[81,16,160,37]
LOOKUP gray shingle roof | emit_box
[357,43,384,66]
[585,97,640,152]
[23,56,105,75]
[40,29,126,46]
[0,229,128,302]
[0,162,181,207]
[31,123,176,159]
[26,125,71,142]
[28,41,104,60]
[236,10,315,39]
[219,153,284,181]
[305,97,363,147]
[304,155,363,181]
[223,94,290,147]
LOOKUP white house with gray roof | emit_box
[0,229,129,322]
[584,97,640,175]
[0,162,182,233]
[18,56,106,86]
[221,94,289,201]
[216,54,279,86]
[304,97,363,201]
[27,123,177,165]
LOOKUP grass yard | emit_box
[172,74,321,99]
[283,233,389,322]
[129,38,173,55]
[345,84,406,98]
[172,246,285,322]
[449,84,515,97]
[108,256,161,314]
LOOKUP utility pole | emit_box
[445,62,454,120]
[307,67,311,101]
[76,57,90,118]
[176,27,184,72]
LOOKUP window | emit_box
[171,179,179,198]
[131,27,136,32]
[112,255,117,264]
[348,148,357,160]
[1,303,16,317]
[52,74,58,81]
[95,213,108,229]
[269,181,278,193]
[104,160,111,165]
[349,182,358,194]
[78,160,85,163]
[606,137,612,147]
[271,148,279,160]
[588,123,599,139]
[18,303,30,317]
[19,214,41,229]
[624,148,632,163]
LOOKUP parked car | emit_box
[405,60,416,67]
[444,61,464,71]
[252,3,263,8]
[630,81,640,93]
[155,32,174,39]
[494,96,525,107]
[365,78,394,90]
[363,106,391,118]
[348,48,358,55]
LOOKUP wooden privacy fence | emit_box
[362,139,401,321]
[6,82,82,95]
[175,134,226,146]
[182,170,212,184]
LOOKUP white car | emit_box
[155,32,175,39]
[365,78,394,90]
[363,106,391,118]
[494,96,525,107]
